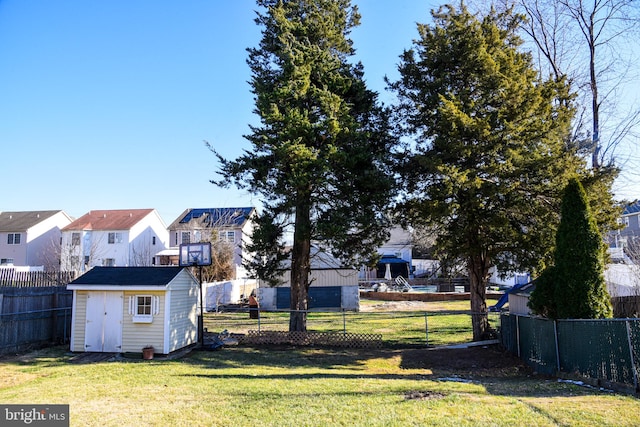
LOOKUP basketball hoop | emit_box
[179,243,212,266]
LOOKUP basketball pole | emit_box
[197,263,204,346]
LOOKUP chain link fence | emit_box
[500,313,640,390]
[203,308,500,347]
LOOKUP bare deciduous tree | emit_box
[471,0,640,172]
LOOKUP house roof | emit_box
[0,210,65,232]
[67,266,186,287]
[62,209,155,231]
[623,201,640,215]
[168,207,255,229]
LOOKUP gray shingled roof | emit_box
[0,211,63,232]
[68,266,185,287]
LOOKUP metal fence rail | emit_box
[204,309,500,348]
[500,313,640,391]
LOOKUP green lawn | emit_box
[1,345,639,426]
[204,299,497,347]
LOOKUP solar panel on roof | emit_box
[179,208,253,226]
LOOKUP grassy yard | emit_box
[1,345,639,426]
[204,299,497,347]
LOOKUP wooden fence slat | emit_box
[0,271,76,354]
[0,270,76,288]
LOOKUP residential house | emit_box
[67,266,199,354]
[60,209,169,272]
[609,200,640,261]
[0,210,73,269]
[166,207,256,278]
[360,226,413,280]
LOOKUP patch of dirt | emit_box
[405,390,447,400]
[68,352,118,364]
[360,300,438,312]
[401,344,532,379]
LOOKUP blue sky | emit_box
[0,0,438,224]
[1,1,637,226]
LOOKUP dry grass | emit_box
[0,345,639,426]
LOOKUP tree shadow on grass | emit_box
[179,344,618,400]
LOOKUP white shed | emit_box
[67,266,199,355]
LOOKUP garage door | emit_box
[276,287,342,309]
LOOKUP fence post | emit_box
[625,320,639,392]
[554,320,560,374]
[257,309,261,333]
[516,315,520,358]
[424,312,429,347]
[342,309,346,335]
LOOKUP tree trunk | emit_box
[289,191,312,332]
[589,23,600,169]
[469,253,490,341]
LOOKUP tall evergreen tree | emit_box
[531,178,613,319]
[213,0,396,331]
[388,4,585,339]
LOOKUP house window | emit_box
[103,258,116,267]
[71,232,81,246]
[181,232,191,244]
[108,232,123,244]
[7,233,21,245]
[219,231,235,243]
[152,236,156,245]
[0,258,14,265]
[129,295,160,323]
[70,256,79,268]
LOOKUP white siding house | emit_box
[361,226,414,280]
[60,209,169,272]
[166,208,256,278]
[67,266,199,354]
[0,210,73,269]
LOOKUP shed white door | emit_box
[84,292,123,352]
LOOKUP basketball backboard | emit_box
[179,242,212,266]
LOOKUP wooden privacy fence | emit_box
[0,271,76,354]
[0,270,76,287]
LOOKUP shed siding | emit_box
[508,294,531,316]
[121,291,166,353]
[265,269,358,288]
[71,291,87,352]
[167,277,198,352]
